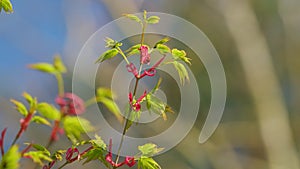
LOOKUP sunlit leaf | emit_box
[28,63,58,74]
[81,135,108,165]
[105,37,115,48]
[0,0,13,14]
[154,37,170,48]
[89,135,106,149]
[125,44,150,56]
[0,145,20,169]
[171,49,191,65]
[124,14,141,23]
[96,88,113,99]
[22,92,37,112]
[124,108,141,131]
[10,99,28,116]
[31,116,51,127]
[104,37,122,48]
[95,48,119,63]
[52,150,66,161]
[63,116,94,144]
[125,44,142,56]
[22,92,33,106]
[97,97,123,123]
[30,144,50,156]
[138,157,161,169]
[82,147,106,165]
[156,44,170,54]
[96,88,123,123]
[138,143,164,157]
[37,102,61,120]
[146,94,169,120]
[146,16,160,24]
[24,151,52,166]
[53,55,67,73]
[24,143,52,165]
[172,61,189,85]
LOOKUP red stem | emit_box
[21,143,32,156]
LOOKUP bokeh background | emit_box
[1,0,300,169]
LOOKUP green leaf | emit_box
[22,92,38,111]
[171,49,191,65]
[138,157,161,169]
[24,151,52,166]
[104,37,122,48]
[81,135,108,165]
[82,147,107,165]
[23,92,37,111]
[97,97,123,123]
[96,88,123,123]
[95,48,119,63]
[63,116,94,144]
[125,44,141,56]
[105,37,115,48]
[37,102,61,120]
[89,135,106,149]
[0,145,20,169]
[172,61,189,85]
[31,116,51,127]
[156,44,171,54]
[10,99,28,116]
[125,109,141,131]
[30,144,50,156]
[22,92,33,105]
[125,44,150,56]
[146,16,160,24]
[96,88,113,99]
[52,150,66,161]
[146,94,169,120]
[28,63,58,74]
[124,14,141,23]
[0,0,13,14]
[154,37,170,48]
[53,55,67,73]
[138,143,164,157]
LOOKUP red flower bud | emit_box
[66,147,80,163]
[125,156,136,167]
[128,91,147,111]
[140,45,151,65]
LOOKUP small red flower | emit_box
[66,147,80,163]
[139,55,166,79]
[139,45,151,65]
[55,93,85,115]
[126,63,139,78]
[125,156,136,167]
[128,90,147,111]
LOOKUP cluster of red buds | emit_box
[126,45,166,79]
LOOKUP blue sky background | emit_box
[0,0,112,98]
